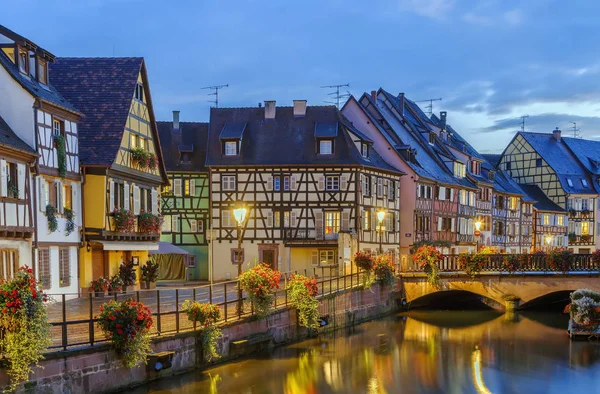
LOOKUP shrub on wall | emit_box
[53,135,67,178]
[238,263,281,319]
[412,245,443,288]
[97,299,153,368]
[0,266,51,391]
[131,147,158,171]
[45,204,58,233]
[182,300,222,362]
[374,254,396,286]
[64,207,75,236]
[287,274,319,329]
[138,212,162,234]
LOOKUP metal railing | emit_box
[40,264,390,353]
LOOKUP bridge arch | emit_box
[407,289,499,310]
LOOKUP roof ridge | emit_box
[56,57,144,60]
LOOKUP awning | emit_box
[149,242,190,255]
[99,241,159,251]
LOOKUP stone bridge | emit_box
[400,272,600,309]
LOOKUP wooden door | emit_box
[262,250,275,269]
[92,247,105,279]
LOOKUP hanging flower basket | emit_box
[131,147,158,171]
[113,208,136,233]
[412,245,443,288]
[373,254,396,286]
[287,274,319,329]
[138,212,162,234]
[238,263,281,319]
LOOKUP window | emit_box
[428,133,435,145]
[130,133,139,149]
[325,212,340,235]
[47,180,59,210]
[274,176,281,191]
[184,179,190,196]
[171,215,180,232]
[283,211,291,227]
[536,158,542,167]
[274,211,281,227]
[377,178,383,197]
[364,210,370,229]
[362,175,370,196]
[139,188,152,212]
[188,255,197,268]
[38,59,48,84]
[18,50,27,74]
[388,180,396,200]
[319,250,336,266]
[471,160,480,175]
[0,250,18,282]
[361,143,369,158]
[134,83,144,101]
[508,197,518,210]
[557,215,564,226]
[222,175,236,191]
[319,140,333,154]
[416,215,431,232]
[190,219,198,232]
[386,212,395,232]
[582,179,589,187]
[453,162,466,178]
[53,119,64,137]
[567,178,574,187]
[113,182,125,210]
[38,248,50,290]
[59,248,70,287]
[543,214,550,225]
[225,141,238,156]
[283,176,290,191]
[325,176,339,191]
[63,184,72,210]
[582,221,590,236]
[505,161,511,171]
[198,220,204,232]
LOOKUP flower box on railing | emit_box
[113,208,136,233]
[138,212,162,234]
[130,147,158,171]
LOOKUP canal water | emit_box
[135,310,600,394]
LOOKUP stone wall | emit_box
[2,282,399,393]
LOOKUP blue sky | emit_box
[5,0,600,152]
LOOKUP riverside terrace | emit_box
[23,253,600,351]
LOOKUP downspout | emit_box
[208,169,213,284]
[79,166,87,296]
[31,104,40,276]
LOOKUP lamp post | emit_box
[233,204,247,316]
[377,210,386,255]
[545,234,553,251]
[474,220,482,252]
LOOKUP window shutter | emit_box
[109,180,115,211]
[151,189,158,214]
[57,182,63,213]
[437,217,442,231]
[311,251,319,266]
[290,211,297,227]
[39,177,46,212]
[266,176,273,191]
[189,179,196,196]
[318,176,325,191]
[17,163,25,200]
[371,208,377,231]
[133,186,140,215]
[315,211,323,239]
[174,179,182,196]
[417,184,421,198]
[172,215,179,232]
[341,175,348,190]
[123,182,130,211]
[371,177,376,196]
[71,183,77,214]
[291,175,297,190]
[439,186,446,200]
[451,218,455,233]
[449,188,454,202]
[162,215,171,232]
[575,222,581,235]
[267,211,273,227]
[341,212,350,231]
[0,159,6,198]
[191,219,198,232]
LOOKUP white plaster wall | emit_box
[36,175,82,244]
[0,238,32,267]
[36,246,79,300]
[0,65,36,148]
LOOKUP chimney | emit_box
[371,90,377,102]
[398,93,405,115]
[553,127,561,142]
[440,111,447,129]
[293,100,307,117]
[172,110,180,131]
[264,100,276,120]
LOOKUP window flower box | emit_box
[131,147,158,171]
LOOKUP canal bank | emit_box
[7,282,401,393]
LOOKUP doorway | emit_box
[92,247,106,279]
[258,244,279,270]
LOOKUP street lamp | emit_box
[233,204,247,316]
[474,220,482,252]
[377,210,386,254]
[545,234,553,251]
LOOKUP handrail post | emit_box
[89,293,94,347]
[209,284,212,304]
[175,289,180,333]
[61,294,67,351]
[156,290,161,335]
[224,283,228,322]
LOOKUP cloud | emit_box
[398,0,454,19]
[462,12,494,26]
[482,113,600,137]
[462,7,524,27]
[504,9,523,25]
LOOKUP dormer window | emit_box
[18,49,28,74]
[582,179,589,187]
[134,83,144,101]
[361,143,369,158]
[319,140,333,155]
[38,59,48,84]
[470,160,480,175]
[453,162,466,178]
[428,133,435,145]
[225,141,238,156]
[567,178,574,187]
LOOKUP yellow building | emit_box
[51,58,168,289]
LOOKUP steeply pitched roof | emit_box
[205,105,401,174]
[0,48,80,115]
[518,184,565,212]
[157,121,209,172]
[562,137,600,176]
[50,58,143,166]
[517,132,596,195]
[0,115,36,155]
[482,154,501,168]
[493,169,535,202]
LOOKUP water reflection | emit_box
[137,311,600,394]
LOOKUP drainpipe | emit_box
[31,104,40,276]
[79,166,87,296]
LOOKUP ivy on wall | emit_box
[53,135,67,178]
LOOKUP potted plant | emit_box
[569,208,577,218]
[119,260,136,292]
[353,251,375,288]
[412,245,443,288]
[113,208,136,233]
[97,299,153,367]
[568,232,577,244]
[287,274,319,329]
[182,300,222,362]
[238,263,281,318]
[7,183,18,199]
[89,277,108,297]
[566,289,600,331]
[140,260,159,289]
[107,274,123,296]
[373,254,396,286]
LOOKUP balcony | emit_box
[569,209,594,220]
[568,234,594,246]
[102,212,161,241]
[283,228,338,246]
[456,233,475,244]
[476,200,491,211]
[458,204,476,217]
[0,198,34,238]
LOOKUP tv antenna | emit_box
[570,121,581,138]
[320,83,350,108]
[415,98,442,116]
[201,84,229,108]
[520,115,529,132]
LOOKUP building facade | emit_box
[51,57,168,289]
[157,112,210,280]
[206,101,402,281]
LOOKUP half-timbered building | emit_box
[498,129,598,253]
[0,24,82,297]
[518,184,568,250]
[206,101,402,281]
[157,112,209,280]
[51,58,168,289]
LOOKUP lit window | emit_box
[567,178,574,187]
[319,250,336,265]
[63,184,72,210]
[319,140,333,154]
[325,176,339,191]
[364,210,370,229]
[543,214,550,225]
[38,59,47,84]
[582,222,590,235]
[325,212,340,235]
[225,141,237,156]
[454,162,466,178]
[582,179,589,187]
[134,83,144,101]
[184,179,190,196]
[557,215,564,226]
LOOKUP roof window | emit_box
[582,179,589,187]
[567,178,574,187]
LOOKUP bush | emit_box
[287,275,319,329]
[502,255,520,274]
[238,264,281,319]
[141,261,159,283]
[0,266,51,391]
[353,251,375,288]
[89,277,109,293]
[182,300,222,362]
[547,248,572,273]
[119,260,136,287]
[567,289,600,328]
[412,245,443,288]
[96,299,153,368]
[374,254,396,286]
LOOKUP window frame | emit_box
[222,175,236,191]
[318,249,337,266]
[38,58,48,84]
[224,141,238,156]
[134,83,144,102]
[18,49,28,74]
[319,140,333,155]
[59,248,70,288]
[325,176,340,191]
[38,248,51,290]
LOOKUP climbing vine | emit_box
[64,208,75,236]
[182,300,222,362]
[45,204,58,233]
[53,135,67,178]
[287,274,319,329]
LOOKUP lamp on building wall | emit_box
[377,210,386,254]
[474,220,482,252]
[545,234,553,250]
[233,203,247,317]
